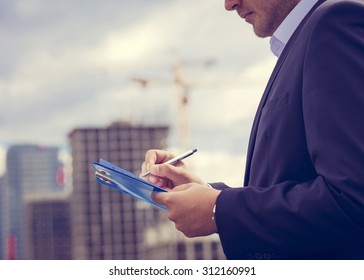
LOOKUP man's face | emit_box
[225,0,300,37]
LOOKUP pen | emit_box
[142,148,197,177]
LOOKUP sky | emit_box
[0,0,276,186]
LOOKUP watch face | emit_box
[212,204,217,221]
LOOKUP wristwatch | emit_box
[212,203,217,223]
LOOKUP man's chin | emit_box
[252,24,275,38]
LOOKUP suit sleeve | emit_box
[209,182,230,191]
[215,2,364,259]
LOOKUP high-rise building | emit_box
[24,194,72,260]
[0,175,12,260]
[5,144,65,259]
[69,122,169,259]
[144,223,225,260]
[7,145,64,195]
[0,176,4,259]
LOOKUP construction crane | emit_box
[131,58,215,151]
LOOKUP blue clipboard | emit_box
[93,159,167,210]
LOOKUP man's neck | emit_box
[270,0,320,57]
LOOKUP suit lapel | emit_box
[243,0,326,185]
[243,48,289,185]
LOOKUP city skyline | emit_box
[0,122,226,260]
[1,0,276,186]
[1,144,66,259]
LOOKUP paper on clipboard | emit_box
[93,159,167,210]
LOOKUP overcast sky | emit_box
[0,0,276,185]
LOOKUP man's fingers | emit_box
[151,191,169,206]
[140,161,148,175]
[145,149,174,166]
[142,149,176,177]
[151,184,190,209]
[149,164,185,182]
[170,184,191,192]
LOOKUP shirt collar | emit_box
[270,0,319,57]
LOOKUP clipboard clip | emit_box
[94,168,126,192]
[93,160,167,210]
[95,169,112,184]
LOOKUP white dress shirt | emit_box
[270,0,320,57]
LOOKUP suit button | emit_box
[246,253,254,259]
[255,253,263,259]
[263,253,272,259]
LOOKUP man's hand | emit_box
[140,149,205,189]
[152,183,221,237]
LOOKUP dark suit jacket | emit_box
[213,0,364,259]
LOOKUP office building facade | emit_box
[69,122,169,259]
[4,144,64,259]
[0,176,4,259]
[24,194,72,259]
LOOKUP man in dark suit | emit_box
[141,0,364,259]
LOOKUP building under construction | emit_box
[68,121,224,260]
[69,122,169,259]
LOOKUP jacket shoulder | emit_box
[311,0,364,22]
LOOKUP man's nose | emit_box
[225,0,241,11]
